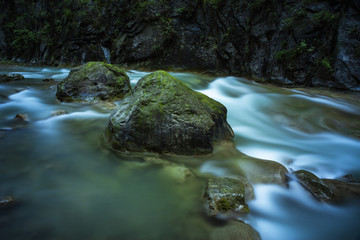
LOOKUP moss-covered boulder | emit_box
[293,170,334,202]
[56,62,131,102]
[202,177,253,218]
[106,71,234,155]
[0,73,24,82]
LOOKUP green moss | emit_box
[216,198,232,212]
[83,62,126,76]
[275,41,309,62]
[313,11,340,24]
[315,57,334,73]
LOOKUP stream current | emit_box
[0,65,360,240]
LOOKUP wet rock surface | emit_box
[293,170,334,202]
[0,196,17,209]
[14,113,29,121]
[50,110,68,117]
[202,177,253,218]
[210,220,261,240]
[56,62,131,102]
[322,178,360,203]
[0,73,24,82]
[106,71,234,155]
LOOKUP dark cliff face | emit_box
[1,0,359,90]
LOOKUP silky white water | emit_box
[1,65,360,240]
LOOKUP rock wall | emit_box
[1,0,359,89]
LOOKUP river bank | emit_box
[1,65,360,240]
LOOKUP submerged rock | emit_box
[42,78,55,82]
[293,170,334,202]
[202,177,253,219]
[56,62,131,102]
[15,113,29,121]
[161,164,195,184]
[0,73,24,82]
[106,71,234,155]
[94,101,118,112]
[51,110,68,117]
[240,158,288,186]
[210,220,261,240]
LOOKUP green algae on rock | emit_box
[106,71,234,155]
[202,177,253,218]
[56,62,131,102]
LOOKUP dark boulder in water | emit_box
[106,71,234,155]
[0,73,24,82]
[56,62,131,103]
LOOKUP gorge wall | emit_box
[0,0,359,90]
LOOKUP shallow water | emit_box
[1,65,360,240]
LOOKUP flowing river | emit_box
[1,65,360,240]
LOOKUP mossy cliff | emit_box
[106,71,234,155]
[1,0,359,89]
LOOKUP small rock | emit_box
[210,220,261,240]
[293,170,334,202]
[51,110,68,117]
[0,73,24,82]
[14,113,29,121]
[203,177,253,219]
[42,78,55,82]
[0,195,17,209]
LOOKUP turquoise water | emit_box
[1,65,360,240]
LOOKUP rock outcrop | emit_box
[56,62,131,102]
[106,71,234,155]
[1,0,359,89]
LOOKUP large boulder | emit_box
[106,71,234,155]
[0,73,24,82]
[56,62,131,102]
[202,177,253,219]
